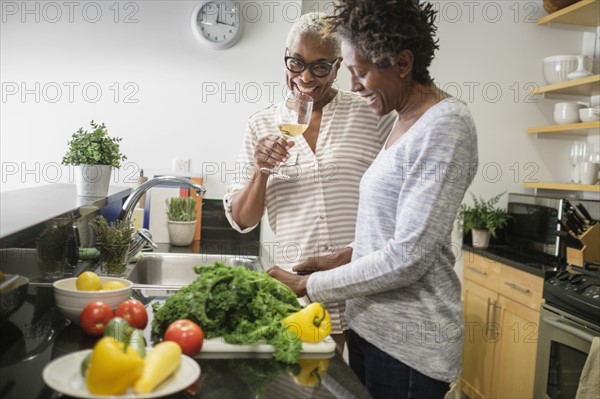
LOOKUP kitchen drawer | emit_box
[499,264,543,311]
[463,252,500,292]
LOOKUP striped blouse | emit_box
[224,90,396,333]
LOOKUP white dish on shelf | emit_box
[567,70,593,80]
[42,349,200,399]
[543,55,578,85]
[579,107,600,122]
[567,55,594,80]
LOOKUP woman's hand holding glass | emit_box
[259,91,313,178]
[254,134,293,172]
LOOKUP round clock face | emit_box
[192,1,243,49]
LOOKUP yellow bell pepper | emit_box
[86,337,144,395]
[292,358,330,387]
[283,302,332,343]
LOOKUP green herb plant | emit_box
[458,191,511,238]
[166,197,197,222]
[62,121,127,168]
[151,262,303,364]
[90,216,134,275]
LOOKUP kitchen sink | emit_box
[125,253,266,287]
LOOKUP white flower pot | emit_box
[74,165,112,197]
[472,228,491,249]
[167,221,197,246]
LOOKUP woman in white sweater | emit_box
[224,12,395,354]
[268,1,479,398]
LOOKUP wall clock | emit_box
[191,1,244,50]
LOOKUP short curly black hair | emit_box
[326,0,439,84]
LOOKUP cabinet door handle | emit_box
[485,298,492,340]
[489,300,500,339]
[467,266,487,276]
[504,281,530,293]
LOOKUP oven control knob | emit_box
[557,271,570,282]
[569,274,583,285]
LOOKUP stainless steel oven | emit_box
[534,268,600,399]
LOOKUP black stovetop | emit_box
[543,265,600,324]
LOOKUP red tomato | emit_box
[115,299,148,330]
[164,319,204,357]
[80,301,113,336]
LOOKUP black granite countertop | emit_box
[0,184,368,398]
[462,243,564,277]
[0,284,369,399]
[0,184,131,241]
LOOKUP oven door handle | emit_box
[543,316,595,343]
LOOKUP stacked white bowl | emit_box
[542,55,578,85]
[53,276,132,324]
[579,107,600,122]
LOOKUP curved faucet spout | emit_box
[119,176,206,222]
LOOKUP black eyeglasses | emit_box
[284,56,340,78]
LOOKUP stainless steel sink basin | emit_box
[126,253,265,287]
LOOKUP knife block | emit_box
[566,223,600,267]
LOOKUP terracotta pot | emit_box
[167,221,196,246]
[472,229,491,249]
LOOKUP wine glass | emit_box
[263,91,313,178]
[577,142,589,185]
[277,91,314,140]
[570,142,580,183]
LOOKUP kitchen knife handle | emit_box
[564,218,582,236]
[576,203,594,224]
[568,208,586,228]
[558,220,576,236]
[557,230,584,250]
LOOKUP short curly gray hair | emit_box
[285,12,341,57]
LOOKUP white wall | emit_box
[1,1,597,237]
[1,0,307,198]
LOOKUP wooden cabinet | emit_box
[527,0,600,194]
[461,251,544,399]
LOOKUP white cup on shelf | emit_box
[554,102,584,124]
[580,162,599,185]
[579,107,600,122]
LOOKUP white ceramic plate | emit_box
[42,349,200,399]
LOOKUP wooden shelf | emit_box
[527,121,600,135]
[532,75,600,97]
[524,182,600,192]
[537,0,599,26]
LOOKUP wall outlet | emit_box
[173,158,190,173]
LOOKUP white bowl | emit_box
[543,55,578,85]
[579,107,600,122]
[53,276,132,323]
[56,304,86,324]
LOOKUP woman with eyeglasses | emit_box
[223,12,395,353]
[267,1,478,398]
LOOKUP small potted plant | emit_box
[166,197,197,246]
[62,121,127,197]
[90,216,134,276]
[458,192,512,249]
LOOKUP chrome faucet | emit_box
[119,176,206,258]
[119,176,206,222]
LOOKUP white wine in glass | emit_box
[278,123,309,138]
[277,91,313,140]
[262,91,313,178]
